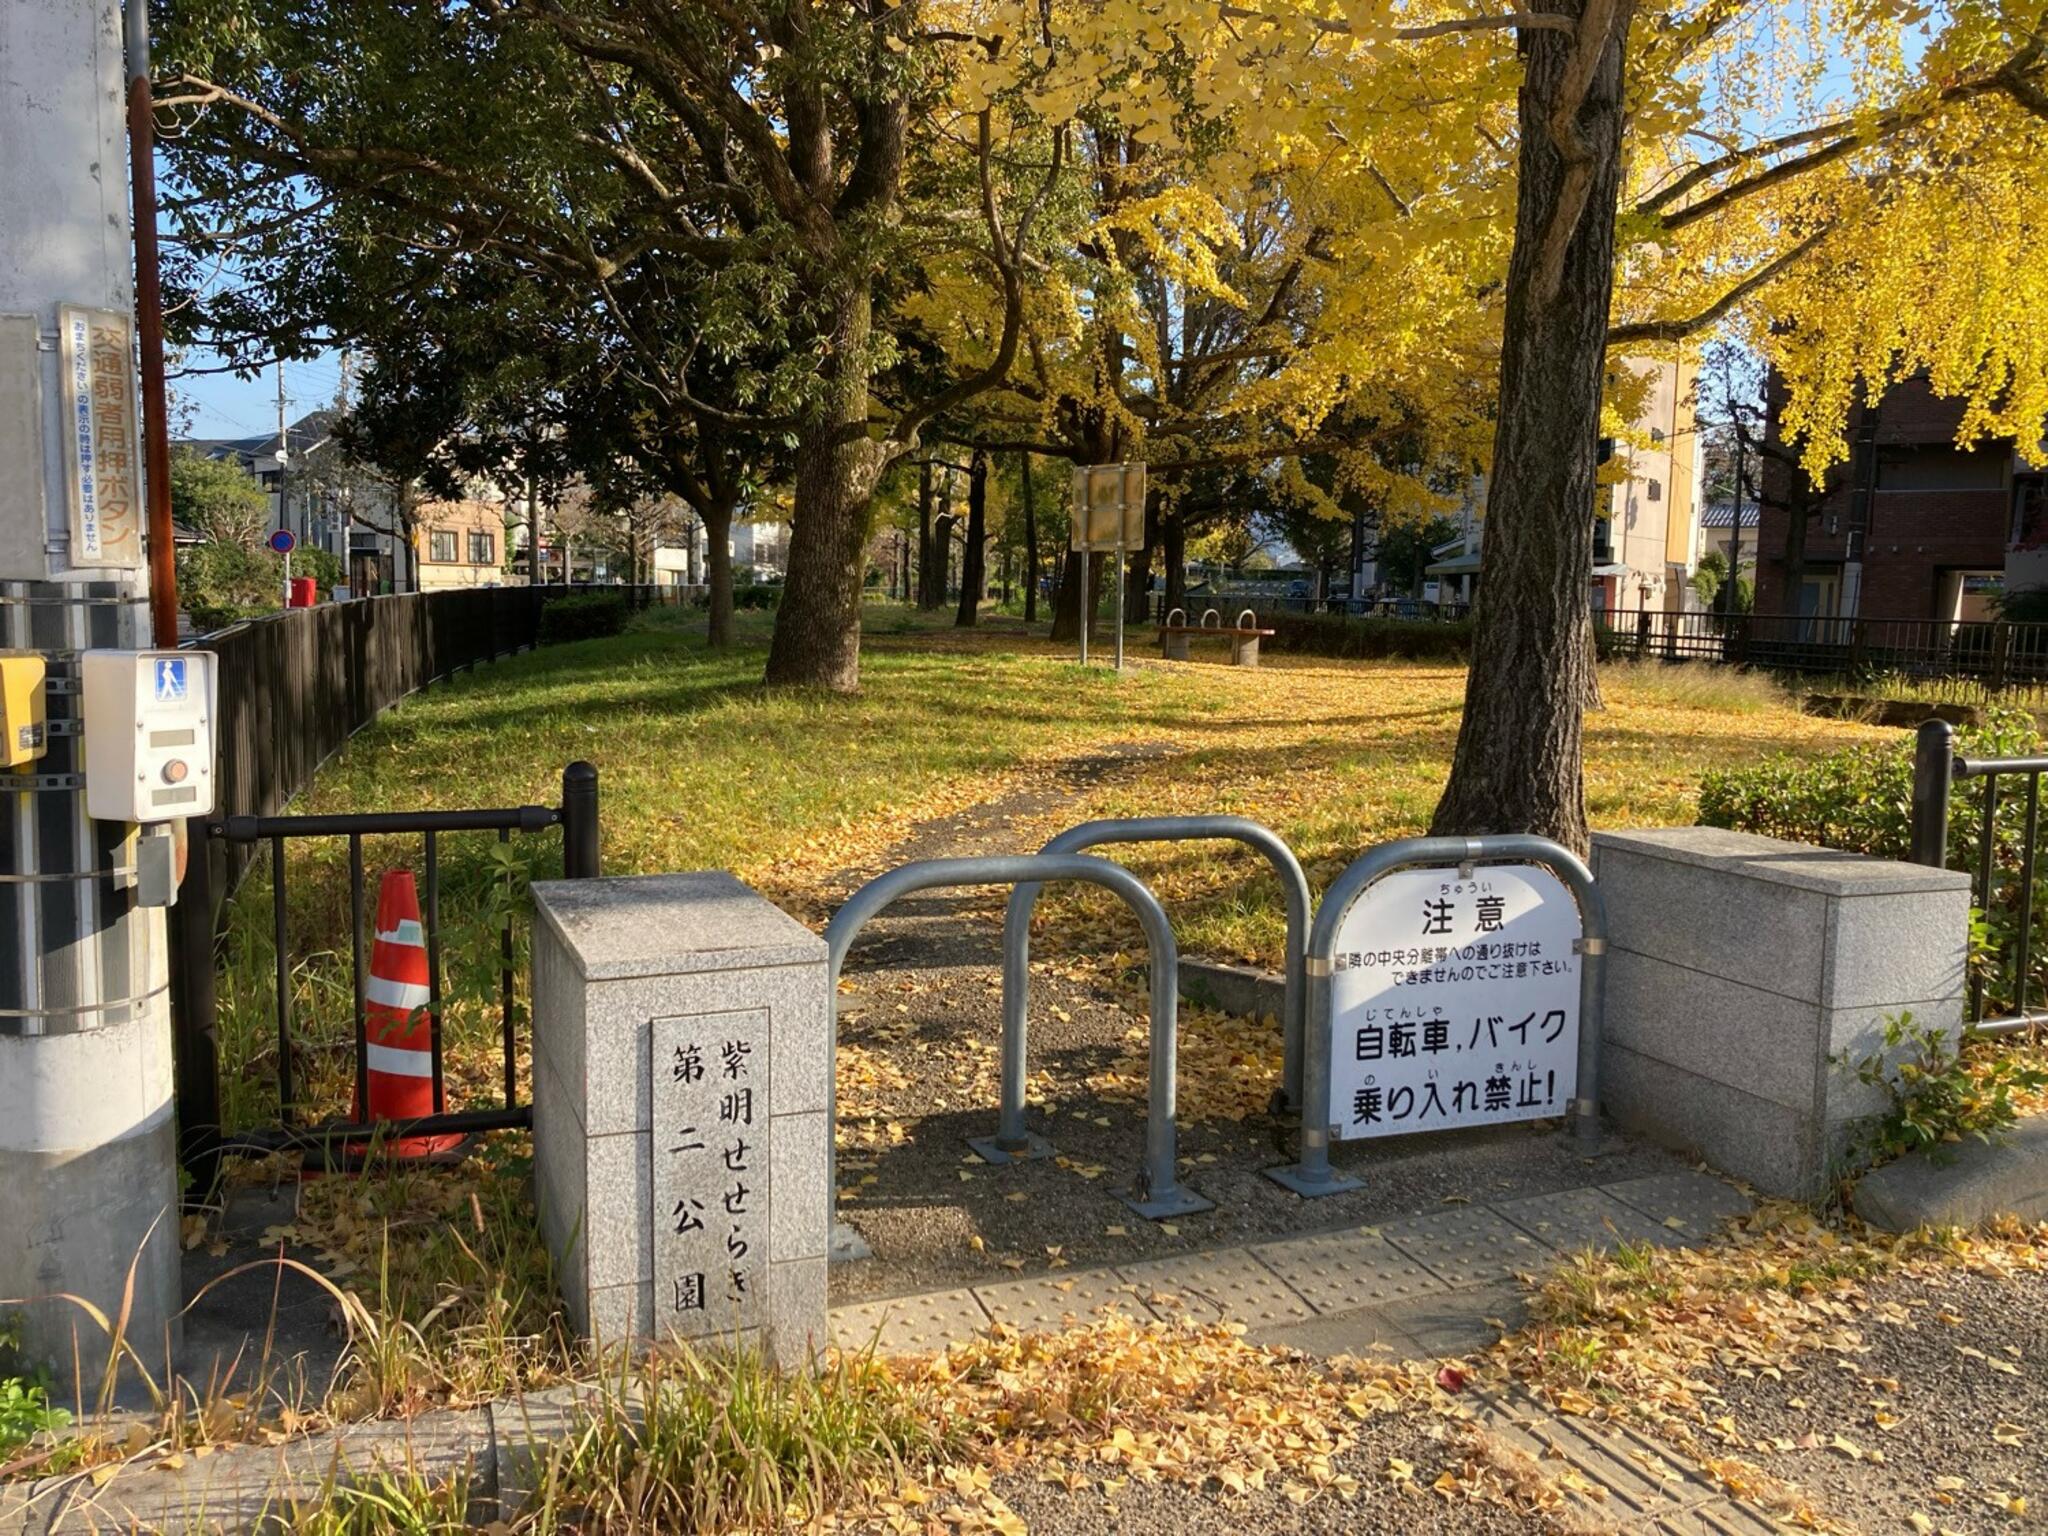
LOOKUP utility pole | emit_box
[0,1,181,1382]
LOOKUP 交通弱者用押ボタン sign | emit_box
[1325,865,1580,1140]
[57,305,144,571]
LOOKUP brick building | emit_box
[1756,374,2047,622]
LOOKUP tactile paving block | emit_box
[1601,1171,1753,1241]
[1251,1227,1449,1315]
[1377,1205,1550,1286]
[973,1269,1147,1333]
[1120,1247,1316,1327]
[831,1287,990,1355]
[1475,1389,1778,1533]
[1493,1186,1685,1255]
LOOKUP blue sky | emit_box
[173,352,343,442]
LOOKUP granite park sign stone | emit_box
[530,872,831,1361]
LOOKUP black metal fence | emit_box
[1910,718,2048,1034]
[1597,608,2048,692]
[170,584,658,1194]
[175,766,599,1189]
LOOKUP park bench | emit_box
[1157,607,1275,667]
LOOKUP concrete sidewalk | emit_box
[831,1168,1754,1358]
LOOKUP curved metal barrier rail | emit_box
[823,854,1213,1258]
[1266,833,1608,1197]
[989,815,1310,1166]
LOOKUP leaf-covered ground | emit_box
[154,606,2047,1535]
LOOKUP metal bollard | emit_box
[1266,833,1608,1197]
[988,816,1312,1167]
[823,854,1212,1253]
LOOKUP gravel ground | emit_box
[985,1412,1573,1535]
[1698,1264,2046,1532]
[824,747,1690,1306]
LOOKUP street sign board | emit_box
[267,528,297,555]
[1069,462,1145,552]
[57,305,144,571]
[1325,865,1580,1140]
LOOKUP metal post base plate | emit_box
[830,1220,872,1263]
[1262,1163,1364,1198]
[1117,1183,1216,1221]
[966,1131,1056,1165]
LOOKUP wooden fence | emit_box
[194,584,664,886]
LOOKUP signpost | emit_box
[1324,864,1581,1140]
[268,527,296,607]
[1267,835,1605,1198]
[1069,462,1146,670]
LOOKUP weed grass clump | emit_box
[526,1346,946,1533]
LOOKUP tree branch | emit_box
[1604,226,1829,345]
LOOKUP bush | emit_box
[1261,611,1472,662]
[0,1316,68,1458]
[1842,1012,2048,1165]
[733,582,782,611]
[1696,706,2040,860]
[538,591,630,644]
[1699,707,2046,1012]
[177,540,346,634]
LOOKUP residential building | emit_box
[1754,373,2047,622]
[1593,355,1705,618]
[1410,355,1708,614]
[732,520,790,580]
[414,499,508,589]
[1697,500,1759,575]
[177,409,410,594]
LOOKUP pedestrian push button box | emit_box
[81,649,217,823]
[0,651,46,768]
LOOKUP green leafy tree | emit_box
[158,0,1061,690]
[168,447,267,546]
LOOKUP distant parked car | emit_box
[1283,579,1311,599]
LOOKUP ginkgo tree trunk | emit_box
[1429,0,1632,853]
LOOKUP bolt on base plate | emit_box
[1117,1183,1216,1221]
[966,1131,1056,1165]
[1262,1163,1364,1198]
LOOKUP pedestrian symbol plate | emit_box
[154,656,187,703]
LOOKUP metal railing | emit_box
[823,854,1210,1253]
[1265,834,1607,1197]
[1910,718,2046,1034]
[173,762,599,1190]
[1596,608,2048,692]
[992,816,1311,1167]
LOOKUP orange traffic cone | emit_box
[354,870,465,1161]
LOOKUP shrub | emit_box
[177,540,346,633]
[1842,1012,2048,1165]
[1260,612,1472,662]
[1699,707,2045,1011]
[538,591,630,644]
[1697,706,2040,859]
[732,582,782,611]
[0,1316,69,1458]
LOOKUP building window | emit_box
[429,529,458,563]
[1646,478,1662,502]
[1649,427,1666,445]
[468,530,495,565]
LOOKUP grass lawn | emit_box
[214,599,1891,1134]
